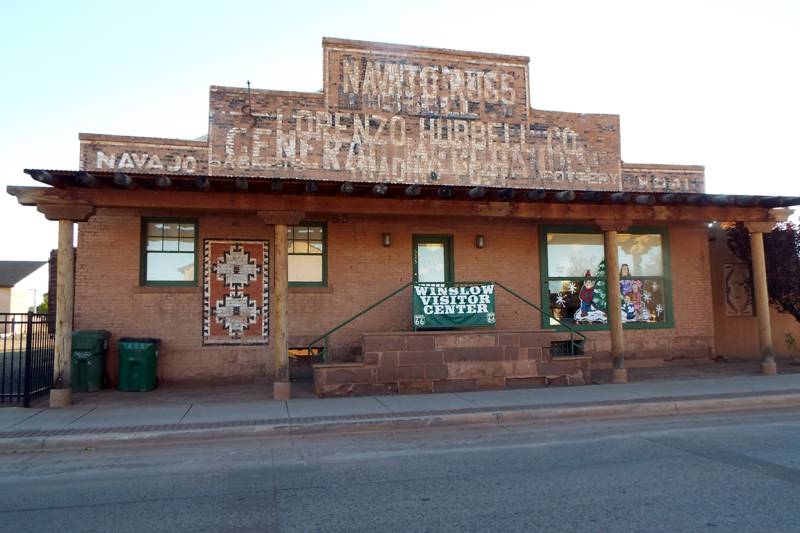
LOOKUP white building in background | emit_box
[0,261,48,314]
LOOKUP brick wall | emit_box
[708,224,800,357]
[74,210,714,384]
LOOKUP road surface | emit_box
[2,408,800,532]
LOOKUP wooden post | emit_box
[746,222,776,375]
[257,211,304,400]
[51,220,75,407]
[598,220,631,384]
[273,223,291,399]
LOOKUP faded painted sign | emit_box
[80,134,207,175]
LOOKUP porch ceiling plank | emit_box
[5,186,786,223]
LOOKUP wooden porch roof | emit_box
[8,169,797,224]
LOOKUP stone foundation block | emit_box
[476,377,506,390]
[399,350,443,366]
[399,380,433,394]
[433,379,478,393]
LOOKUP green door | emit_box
[413,235,454,283]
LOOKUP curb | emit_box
[3,392,800,452]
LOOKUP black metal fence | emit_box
[1,313,55,407]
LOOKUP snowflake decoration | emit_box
[567,281,577,294]
[651,281,659,292]
[655,304,664,316]
[643,290,652,303]
[555,293,566,307]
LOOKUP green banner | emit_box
[412,283,496,329]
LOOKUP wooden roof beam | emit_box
[6,186,785,224]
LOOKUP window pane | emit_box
[621,278,667,323]
[547,278,608,326]
[546,233,605,278]
[417,243,446,283]
[146,236,162,251]
[163,237,180,252]
[293,241,309,254]
[287,227,295,240]
[147,222,164,237]
[618,234,663,277]
[147,253,195,282]
[163,223,180,238]
[309,241,323,254]
[294,226,310,239]
[289,255,323,282]
[179,224,195,239]
[308,226,323,240]
[179,237,195,252]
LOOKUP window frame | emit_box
[538,224,673,331]
[412,234,455,284]
[288,221,328,287]
[140,217,199,287]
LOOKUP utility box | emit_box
[117,338,160,392]
[71,330,110,392]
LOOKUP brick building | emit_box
[8,38,798,404]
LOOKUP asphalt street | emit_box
[2,408,800,532]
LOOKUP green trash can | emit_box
[118,337,160,392]
[71,330,110,392]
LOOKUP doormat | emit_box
[203,240,269,345]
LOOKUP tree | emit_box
[726,221,800,323]
[36,293,49,314]
[593,259,608,311]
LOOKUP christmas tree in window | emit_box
[573,263,608,324]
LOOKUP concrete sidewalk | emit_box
[3,373,800,451]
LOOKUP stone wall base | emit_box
[314,330,592,397]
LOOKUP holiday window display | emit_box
[550,263,666,325]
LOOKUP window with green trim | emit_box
[289,223,327,286]
[540,226,671,329]
[141,219,198,285]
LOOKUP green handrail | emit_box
[494,281,587,356]
[307,280,588,361]
[307,281,414,362]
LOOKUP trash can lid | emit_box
[72,329,111,338]
[118,337,161,344]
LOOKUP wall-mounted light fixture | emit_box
[475,235,485,249]
[382,233,392,247]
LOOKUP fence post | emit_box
[23,312,34,407]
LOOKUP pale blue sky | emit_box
[2,0,799,266]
